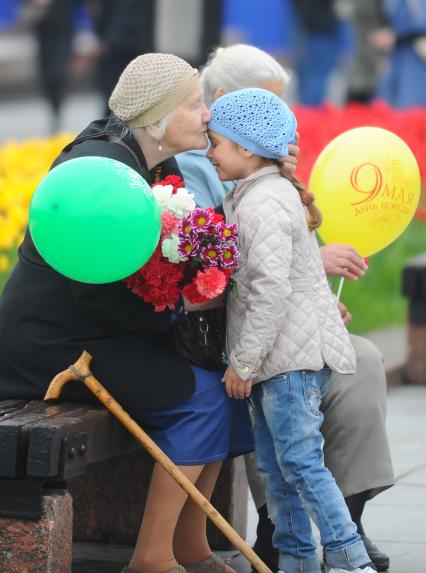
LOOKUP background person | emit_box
[28,0,77,132]
[88,0,156,115]
[292,0,347,105]
[346,0,389,104]
[375,0,426,107]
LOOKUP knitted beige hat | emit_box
[109,53,199,128]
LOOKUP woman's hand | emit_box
[183,292,226,312]
[278,132,300,174]
[320,244,368,280]
[222,364,252,399]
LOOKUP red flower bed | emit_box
[294,102,426,220]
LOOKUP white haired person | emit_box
[176,44,393,573]
[0,53,254,573]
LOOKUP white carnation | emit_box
[152,185,173,212]
[161,234,187,263]
[167,189,196,218]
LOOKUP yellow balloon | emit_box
[309,127,421,256]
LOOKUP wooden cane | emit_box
[44,351,272,573]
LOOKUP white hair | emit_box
[132,109,175,143]
[201,44,291,107]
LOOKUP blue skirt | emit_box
[130,365,254,465]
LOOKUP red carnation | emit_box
[212,213,225,224]
[182,281,210,304]
[156,174,185,193]
[126,246,186,311]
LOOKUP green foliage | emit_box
[331,219,426,333]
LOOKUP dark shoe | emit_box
[252,538,279,573]
[251,504,279,573]
[361,536,389,571]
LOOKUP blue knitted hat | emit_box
[208,88,297,159]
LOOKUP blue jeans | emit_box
[251,370,370,573]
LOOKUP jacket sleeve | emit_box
[229,201,293,380]
[67,279,172,333]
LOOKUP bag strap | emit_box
[62,130,149,179]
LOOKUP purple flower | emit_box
[179,215,193,238]
[200,243,223,266]
[190,208,213,231]
[221,245,239,269]
[178,236,200,258]
[217,223,238,242]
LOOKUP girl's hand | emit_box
[183,292,226,311]
[338,301,352,325]
[222,364,252,399]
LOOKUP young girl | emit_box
[207,88,376,573]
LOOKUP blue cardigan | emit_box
[176,148,233,208]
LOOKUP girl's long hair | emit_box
[275,162,322,231]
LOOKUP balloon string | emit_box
[336,277,345,302]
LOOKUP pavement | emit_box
[1,93,425,573]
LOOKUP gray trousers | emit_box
[245,334,395,508]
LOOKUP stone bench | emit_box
[0,399,247,573]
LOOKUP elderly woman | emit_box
[0,54,253,573]
[177,44,394,573]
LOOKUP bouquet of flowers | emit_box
[126,175,239,311]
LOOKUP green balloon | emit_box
[29,156,160,283]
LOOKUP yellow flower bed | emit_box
[0,133,74,272]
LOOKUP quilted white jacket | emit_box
[223,165,356,383]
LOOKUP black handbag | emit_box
[171,306,227,371]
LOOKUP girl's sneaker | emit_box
[326,567,377,573]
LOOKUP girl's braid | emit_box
[275,162,322,231]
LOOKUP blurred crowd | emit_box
[1,0,426,131]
